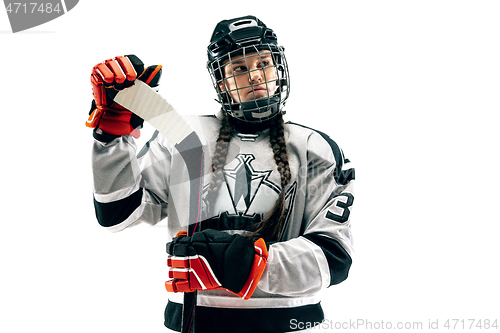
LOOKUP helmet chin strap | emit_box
[227,109,283,134]
[251,109,273,119]
[226,94,281,123]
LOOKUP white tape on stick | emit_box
[114,80,194,144]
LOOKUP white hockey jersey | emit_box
[91,112,355,333]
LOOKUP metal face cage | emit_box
[208,44,290,123]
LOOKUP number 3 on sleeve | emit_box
[326,193,354,223]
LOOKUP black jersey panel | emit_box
[93,189,143,227]
[164,300,324,332]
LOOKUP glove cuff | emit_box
[234,238,268,300]
[92,128,121,143]
[88,105,142,139]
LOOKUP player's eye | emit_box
[233,65,247,73]
[259,56,274,67]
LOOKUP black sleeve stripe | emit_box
[303,234,352,286]
[286,122,355,185]
[93,189,143,228]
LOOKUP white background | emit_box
[1,1,499,332]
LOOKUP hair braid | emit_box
[250,113,291,241]
[269,113,291,189]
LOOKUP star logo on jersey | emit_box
[223,154,281,213]
[223,154,297,223]
[202,153,297,238]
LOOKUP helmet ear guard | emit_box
[207,16,290,124]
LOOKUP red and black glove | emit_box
[166,229,268,300]
[86,54,162,140]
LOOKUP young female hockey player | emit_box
[87,16,355,333]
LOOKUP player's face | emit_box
[219,50,278,103]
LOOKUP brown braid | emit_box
[269,113,292,189]
[207,112,291,241]
[249,112,291,241]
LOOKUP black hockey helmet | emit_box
[207,16,290,123]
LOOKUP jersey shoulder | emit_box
[286,122,354,185]
[286,121,344,163]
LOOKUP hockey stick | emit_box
[114,80,200,333]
